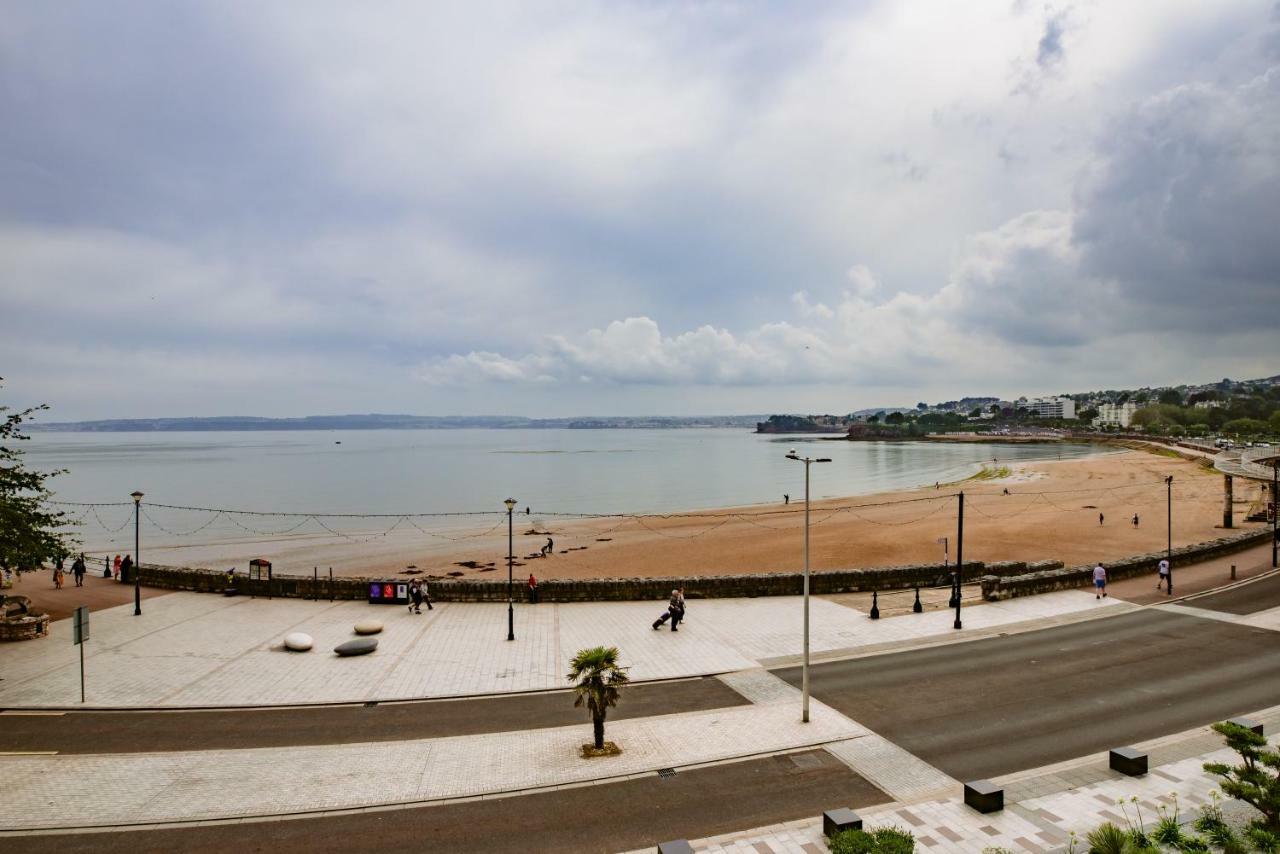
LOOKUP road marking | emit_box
[0,751,58,755]
[0,711,65,716]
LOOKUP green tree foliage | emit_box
[1,381,75,570]
[567,645,630,750]
[1222,418,1270,436]
[885,411,905,425]
[1158,388,1185,405]
[1271,410,1280,433]
[1204,720,1280,833]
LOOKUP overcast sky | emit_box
[2,1,1278,420]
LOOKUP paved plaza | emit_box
[0,588,1125,708]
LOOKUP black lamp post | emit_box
[786,449,831,724]
[1165,476,1173,596]
[505,497,516,641]
[131,490,143,616]
[1271,462,1277,569]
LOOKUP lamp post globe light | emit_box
[131,490,143,616]
[504,497,517,642]
[785,449,831,724]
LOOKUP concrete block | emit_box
[964,780,1003,813]
[656,841,693,854]
[1109,747,1148,776]
[823,807,863,836]
[1227,717,1265,735]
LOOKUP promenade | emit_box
[2,545,1278,851]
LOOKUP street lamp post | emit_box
[786,450,831,724]
[504,497,517,641]
[1165,476,1173,596]
[131,491,143,616]
[1272,461,1277,569]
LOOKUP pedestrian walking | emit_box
[119,554,133,583]
[527,573,539,604]
[783,494,789,505]
[1157,558,1170,594]
[1092,562,1108,599]
[652,588,685,631]
[1132,513,1139,528]
[112,554,121,579]
[72,554,86,587]
[1099,512,1104,526]
[408,579,424,614]
[543,536,554,557]
[53,565,64,589]
[421,577,433,610]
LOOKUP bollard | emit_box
[913,586,923,613]
[870,591,880,620]
[313,566,317,600]
[1231,564,1237,580]
[329,567,334,602]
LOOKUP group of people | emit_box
[51,554,91,589]
[1091,557,1171,599]
[407,578,433,614]
[1096,512,1141,527]
[652,587,686,631]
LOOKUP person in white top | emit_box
[1092,563,1107,599]
[1157,558,1170,594]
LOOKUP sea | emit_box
[24,429,1107,550]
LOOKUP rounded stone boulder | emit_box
[353,620,384,635]
[283,632,313,652]
[334,637,378,657]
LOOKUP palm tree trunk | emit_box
[593,715,605,749]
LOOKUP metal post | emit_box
[954,491,964,630]
[507,501,516,642]
[313,566,317,601]
[79,636,85,703]
[1223,474,1233,530]
[802,459,810,724]
[329,567,333,602]
[1272,462,1277,569]
[1166,476,1174,595]
[131,491,143,616]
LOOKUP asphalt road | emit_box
[773,608,1280,781]
[1185,571,1280,614]
[0,676,747,754]
[11,749,886,854]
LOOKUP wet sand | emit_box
[135,449,1269,581]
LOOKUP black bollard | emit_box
[913,586,923,613]
[870,591,880,620]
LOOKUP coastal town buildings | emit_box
[1093,401,1140,428]
[1027,396,1076,420]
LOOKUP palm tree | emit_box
[567,645,630,750]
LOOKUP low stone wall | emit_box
[980,528,1273,601]
[0,596,50,641]
[137,560,990,603]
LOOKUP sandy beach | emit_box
[136,447,1271,581]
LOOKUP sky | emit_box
[1,1,1278,420]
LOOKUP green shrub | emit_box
[827,825,915,854]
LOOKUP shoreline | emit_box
[114,445,1264,583]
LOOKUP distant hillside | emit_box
[28,413,767,432]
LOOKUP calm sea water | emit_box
[26,429,1106,519]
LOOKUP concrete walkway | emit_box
[0,589,1125,708]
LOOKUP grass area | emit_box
[967,465,1012,481]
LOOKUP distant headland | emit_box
[27,413,768,432]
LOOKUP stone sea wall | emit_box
[980,528,1273,601]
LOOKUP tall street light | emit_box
[504,497,517,641]
[786,449,831,724]
[1271,460,1277,569]
[1165,476,1173,596]
[131,491,143,616]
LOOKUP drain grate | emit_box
[363,701,379,708]
[656,767,677,779]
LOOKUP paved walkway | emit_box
[654,704,1280,854]
[0,589,1124,708]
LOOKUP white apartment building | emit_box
[1093,401,1139,428]
[1028,397,1076,419]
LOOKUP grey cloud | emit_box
[1036,10,1069,70]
